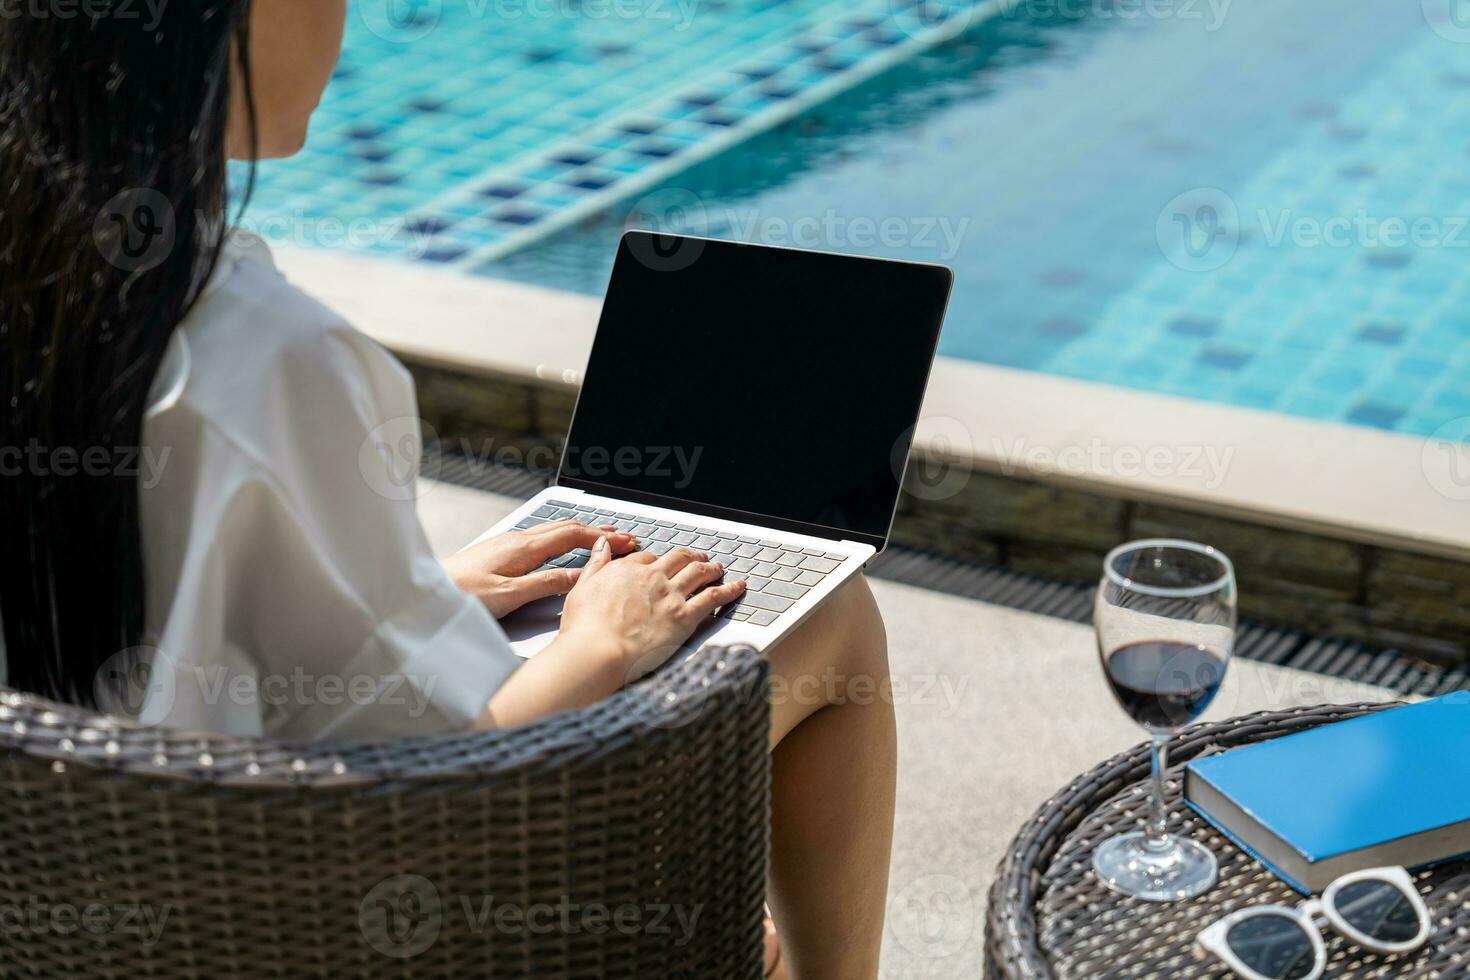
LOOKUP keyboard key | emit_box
[615,512,636,520]
[693,535,719,550]
[799,556,840,575]
[752,562,779,577]
[801,548,825,557]
[729,557,756,572]
[824,553,846,562]
[795,570,824,587]
[532,505,560,518]
[742,592,793,613]
[649,527,675,542]
[765,581,808,600]
[564,554,589,568]
[675,524,696,532]
[514,518,543,530]
[775,551,804,567]
[648,541,675,556]
[746,577,771,593]
[737,535,758,544]
[672,532,697,546]
[593,508,614,516]
[715,531,737,540]
[749,610,778,627]
[759,540,781,549]
[735,543,761,558]
[632,523,657,537]
[770,566,799,583]
[546,500,573,508]
[756,547,782,562]
[730,609,751,622]
[654,520,675,528]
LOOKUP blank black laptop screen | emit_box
[559,233,952,547]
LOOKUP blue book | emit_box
[1184,693,1470,894]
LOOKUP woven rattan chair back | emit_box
[0,645,770,979]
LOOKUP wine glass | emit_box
[1093,539,1237,902]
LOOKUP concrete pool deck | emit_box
[278,244,1470,660]
[417,478,1398,979]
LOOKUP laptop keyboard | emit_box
[513,500,848,627]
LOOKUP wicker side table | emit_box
[985,702,1470,978]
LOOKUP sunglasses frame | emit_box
[1196,866,1431,980]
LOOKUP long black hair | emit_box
[0,0,256,705]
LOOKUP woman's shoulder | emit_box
[193,230,394,369]
[158,230,413,423]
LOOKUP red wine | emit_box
[1103,641,1226,731]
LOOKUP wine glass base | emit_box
[1092,831,1218,902]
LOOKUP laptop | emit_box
[476,231,952,658]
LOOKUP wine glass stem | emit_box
[1146,734,1170,851]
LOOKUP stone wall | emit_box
[407,357,1470,665]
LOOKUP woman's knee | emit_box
[796,573,888,677]
[838,574,887,651]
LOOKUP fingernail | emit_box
[595,537,607,553]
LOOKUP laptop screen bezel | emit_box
[555,232,953,552]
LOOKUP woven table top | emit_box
[985,702,1470,979]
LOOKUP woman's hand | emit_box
[479,536,747,729]
[443,520,638,619]
[556,539,748,684]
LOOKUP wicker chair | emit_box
[0,645,770,979]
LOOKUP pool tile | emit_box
[1197,346,1253,370]
[1345,401,1407,429]
[1354,321,1407,344]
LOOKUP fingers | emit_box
[506,566,581,604]
[655,546,707,575]
[686,578,747,618]
[578,534,615,580]
[671,559,725,595]
[522,521,635,564]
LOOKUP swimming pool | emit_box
[243,0,1470,437]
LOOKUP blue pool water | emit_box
[244,0,1470,437]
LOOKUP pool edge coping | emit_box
[272,244,1470,563]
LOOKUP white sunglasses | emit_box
[1195,866,1432,980]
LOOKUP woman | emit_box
[0,2,895,976]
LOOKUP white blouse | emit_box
[120,232,520,739]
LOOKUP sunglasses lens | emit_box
[1333,878,1422,945]
[1225,913,1318,979]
